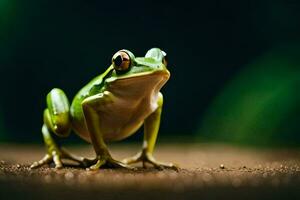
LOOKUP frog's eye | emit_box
[112,51,131,71]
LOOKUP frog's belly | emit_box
[73,92,159,143]
[100,94,158,141]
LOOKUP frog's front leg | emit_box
[122,93,178,170]
[81,92,134,170]
[31,88,91,169]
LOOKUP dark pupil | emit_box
[114,55,123,67]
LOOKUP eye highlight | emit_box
[112,51,131,71]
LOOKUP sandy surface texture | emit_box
[0,143,300,200]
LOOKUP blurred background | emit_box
[0,0,299,146]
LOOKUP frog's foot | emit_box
[122,151,179,171]
[88,154,136,170]
[30,147,92,169]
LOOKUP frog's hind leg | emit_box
[81,92,135,170]
[122,93,178,171]
[31,88,92,169]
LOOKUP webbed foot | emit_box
[30,147,92,169]
[88,153,136,170]
[122,150,179,171]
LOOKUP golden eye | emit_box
[112,51,131,71]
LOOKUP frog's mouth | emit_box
[106,69,170,95]
[118,69,170,81]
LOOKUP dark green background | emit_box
[0,0,299,145]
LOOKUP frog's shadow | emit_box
[47,162,172,173]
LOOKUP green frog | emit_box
[31,48,177,170]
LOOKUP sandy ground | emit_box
[0,143,300,200]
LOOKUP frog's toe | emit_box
[145,156,179,171]
[52,151,63,169]
[148,159,179,171]
[122,152,142,165]
[30,154,52,169]
[123,151,179,171]
[107,159,137,170]
[60,148,95,168]
[88,157,136,170]
[30,151,64,169]
[88,159,106,170]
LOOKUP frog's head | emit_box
[111,48,169,79]
[106,48,170,91]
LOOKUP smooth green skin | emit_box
[31,48,177,170]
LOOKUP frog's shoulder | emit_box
[73,66,114,101]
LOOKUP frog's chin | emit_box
[106,69,170,98]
